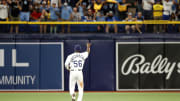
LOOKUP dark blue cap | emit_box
[74,44,81,52]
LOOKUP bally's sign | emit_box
[116,42,180,90]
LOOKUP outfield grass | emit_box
[0,92,180,101]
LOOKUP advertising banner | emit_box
[116,42,180,90]
[0,42,64,91]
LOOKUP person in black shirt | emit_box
[8,0,22,33]
[20,0,32,21]
[102,1,117,16]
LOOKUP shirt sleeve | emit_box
[82,52,89,59]
[65,55,71,69]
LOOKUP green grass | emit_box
[0,92,180,101]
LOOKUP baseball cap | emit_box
[128,12,132,16]
[109,11,113,14]
[74,44,81,52]
[42,1,46,4]
[64,2,68,6]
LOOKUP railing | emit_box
[0,20,180,24]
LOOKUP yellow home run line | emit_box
[0,20,180,24]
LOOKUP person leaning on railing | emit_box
[105,11,118,33]
[125,12,136,34]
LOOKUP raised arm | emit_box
[86,43,91,54]
[76,0,83,7]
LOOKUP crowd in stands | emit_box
[0,0,180,34]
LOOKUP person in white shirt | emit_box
[0,0,8,33]
[142,0,154,33]
[162,0,176,32]
[65,43,91,101]
[142,0,154,20]
[162,0,176,20]
[0,0,8,21]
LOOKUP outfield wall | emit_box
[0,34,180,91]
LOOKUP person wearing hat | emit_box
[65,43,91,101]
[125,12,136,34]
[61,2,73,33]
[105,11,118,33]
[49,2,59,33]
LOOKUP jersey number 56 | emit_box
[73,60,82,68]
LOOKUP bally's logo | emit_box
[0,49,29,67]
[121,54,180,80]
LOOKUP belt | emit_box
[70,69,82,71]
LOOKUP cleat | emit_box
[72,93,76,101]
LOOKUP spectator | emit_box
[49,3,59,34]
[136,12,144,34]
[8,0,22,34]
[105,11,118,33]
[125,12,136,34]
[102,0,118,15]
[142,0,154,32]
[87,0,95,12]
[162,0,176,32]
[51,0,60,7]
[30,4,41,21]
[96,11,106,32]
[126,0,137,16]
[117,0,131,20]
[61,2,72,33]
[142,0,154,20]
[93,0,104,13]
[153,1,163,33]
[76,0,87,17]
[0,0,8,33]
[40,1,48,34]
[176,4,180,32]
[169,13,178,32]
[71,7,81,21]
[85,9,95,21]
[0,0,8,21]
[20,0,32,21]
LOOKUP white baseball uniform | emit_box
[65,51,89,101]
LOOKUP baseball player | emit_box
[65,43,91,101]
